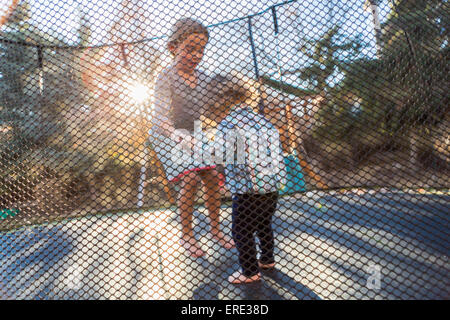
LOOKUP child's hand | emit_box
[171,129,189,143]
[317,182,329,190]
[172,130,198,151]
[186,136,199,151]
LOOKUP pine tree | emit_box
[381,0,449,167]
[297,25,362,94]
[330,0,449,168]
[0,0,86,216]
[0,0,43,209]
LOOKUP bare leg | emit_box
[200,169,235,249]
[178,171,205,257]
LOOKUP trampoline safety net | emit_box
[0,0,449,300]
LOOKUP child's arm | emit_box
[216,113,240,165]
[285,103,329,190]
[215,115,231,148]
[216,112,235,136]
[150,72,176,138]
[297,152,328,189]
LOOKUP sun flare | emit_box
[129,81,152,105]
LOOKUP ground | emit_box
[0,189,449,300]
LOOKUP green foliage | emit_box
[0,2,164,209]
[6,0,31,28]
[0,2,93,204]
[312,0,448,160]
[260,76,315,97]
[381,0,449,127]
[298,25,362,93]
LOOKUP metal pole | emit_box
[137,143,148,209]
[271,6,283,89]
[365,0,382,58]
[247,17,265,115]
[272,6,294,153]
[37,46,43,94]
[247,17,260,79]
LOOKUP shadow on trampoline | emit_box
[273,191,449,299]
[316,192,449,255]
[192,268,321,300]
[0,190,448,299]
[0,225,76,299]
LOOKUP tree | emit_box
[0,0,46,159]
[0,0,47,209]
[257,23,362,99]
[296,25,362,94]
[380,0,449,166]
[319,0,450,168]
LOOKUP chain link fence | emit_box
[0,0,449,300]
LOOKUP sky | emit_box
[21,0,393,88]
[23,0,392,46]
[27,0,281,44]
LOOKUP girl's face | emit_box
[172,33,208,73]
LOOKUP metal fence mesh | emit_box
[0,0,449,300]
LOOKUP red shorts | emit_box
[169,165,217,183]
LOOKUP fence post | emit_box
[365,0,382,58]
[271,6,283,84]
[247,16,259,80]
[247,16,265,115]
[37,46,43,94]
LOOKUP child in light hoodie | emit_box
[210,74,282,284]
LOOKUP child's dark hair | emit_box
[167,18,209,55]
